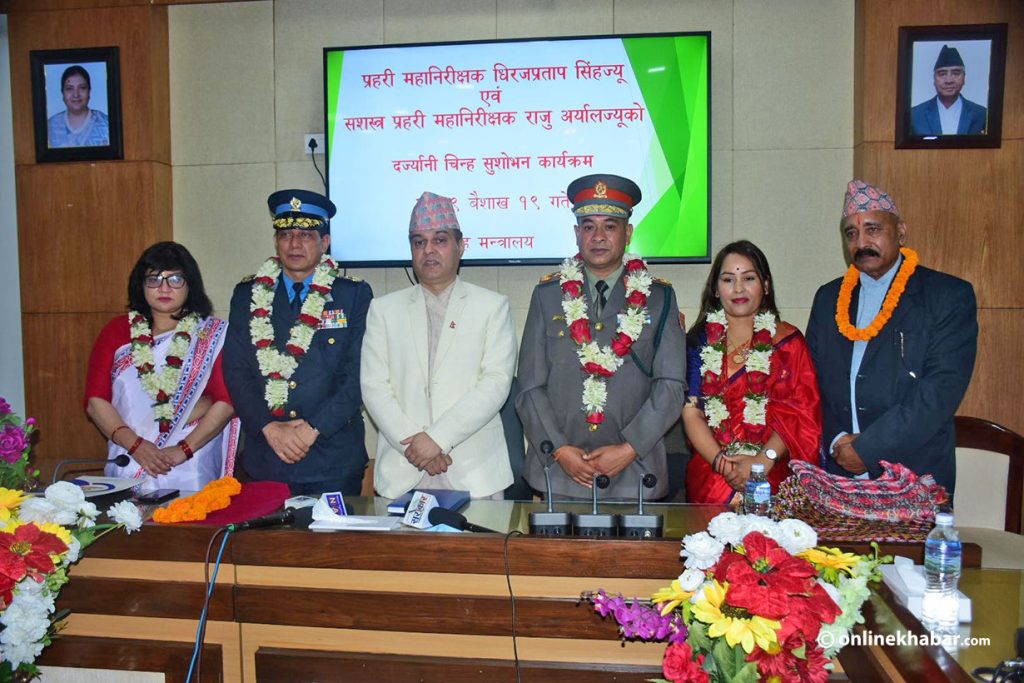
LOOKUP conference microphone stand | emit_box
[528,440,571,535]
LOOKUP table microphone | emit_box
[620,460,663,538]
[427,507,499,533]
[529,440,571,536]
[52,454,131,484]
[227,509,295,532]
[571,473,617,537]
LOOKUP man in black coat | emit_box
[806,180,977,495]
[223,190,372,495]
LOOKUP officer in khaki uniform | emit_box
[223,190,373,495]
[516,174,687,500]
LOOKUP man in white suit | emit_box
[361,192,517,499]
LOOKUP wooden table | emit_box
[37,499,1001,682]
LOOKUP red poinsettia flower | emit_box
[775,582,842,644]
[586,411,604,425]
[583,362,614,377]
[625,258,646,272]
[662,642,709,683]
[746,370,768,393]
[626,290,647,307]
[705,321,726,344]
[561,280,583,298]
[569,319,591,344]
[0,570,17,609]
[252,307,270,318]
[0,549,27,585]
[0,524,67,579]
[611,332,634,356]
[714,532,818,620]
[165,356,183,368]
[747,633,829,683]
[752,328,773,347]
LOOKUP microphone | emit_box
[427,507,499,533]
[620,460,663,538]
[529,440,571,536]
[227,509,295,532]
[572,473,617,537]
[52,454,132,484]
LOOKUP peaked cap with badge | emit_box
[268,189,336,235]
[566,174,642,220]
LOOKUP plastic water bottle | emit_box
[921,512,961,634]
[743,463,771,515]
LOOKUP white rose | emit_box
[107,500,144,534]
[680,531,725,570]
[707,511,747,546]
[45,481,84,509]
[777,518,818,555]
[677,568,705,592]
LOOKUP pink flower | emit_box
[0,425,28,464]
[0,398,10,414]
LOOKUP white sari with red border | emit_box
[105,315,239,492]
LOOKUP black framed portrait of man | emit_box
[895,24,1007,150]
[29,46,124,163]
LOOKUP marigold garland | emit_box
[835,247,918,342]
[151,476,242,523]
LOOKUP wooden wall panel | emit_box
[7,6,171,165]
[855,0,1023,438]
[22,312,123,479]
[16,162,171,313]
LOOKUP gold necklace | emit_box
[727,338,751,365]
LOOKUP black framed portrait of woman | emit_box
[29,46,124,163]
[895,23,1007,150]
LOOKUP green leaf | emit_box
[688,621,713,652]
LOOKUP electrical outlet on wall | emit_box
[304,134,325,155]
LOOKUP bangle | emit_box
[178,440,194,460]
[109,425,131,445]
[711,449,725,470]
[127,436,144,456]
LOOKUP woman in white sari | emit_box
[85,242,238,492]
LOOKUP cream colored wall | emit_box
[169,0,854,455]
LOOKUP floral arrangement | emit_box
[835,247,918,341]
[586,512,889,683]
[0,398,144,678]
[129,311,199,432]
[558,252,651,429]
[0,400,36,491]
[698,311,777,453]
[249,254,338,415]
[151,476,241,523]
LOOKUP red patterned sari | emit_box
[685,324,822,505]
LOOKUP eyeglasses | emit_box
[144,273,187,289]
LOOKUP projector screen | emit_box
[323,33,710,267]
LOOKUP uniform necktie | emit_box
[595,280,608,317]
[290,281,304,316]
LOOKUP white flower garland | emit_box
[558,253,652,429]
[249,255,337,415]
[129,310,199,432]
[698,309,778,452]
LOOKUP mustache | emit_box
[854,247,881,260]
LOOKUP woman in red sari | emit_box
[683,240,821,505]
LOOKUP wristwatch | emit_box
[764,448,778,461]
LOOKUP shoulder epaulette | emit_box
[539,271,559,284]
[240,274,255,283]
[340,274,363,282]
[652,276,672,286]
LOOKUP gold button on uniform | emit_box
[595,322,604,331]
[288,380,298,389]
[327,337,336,345]
[558,330,565,338]
[289,410,297,418]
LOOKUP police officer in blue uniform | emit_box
[223,190,373,495]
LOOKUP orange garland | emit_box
[835,247,919,342]
[151,476,242,523]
